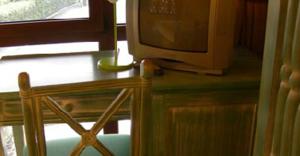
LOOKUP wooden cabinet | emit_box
[140,51,261,156]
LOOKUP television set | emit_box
[126,0,237,74]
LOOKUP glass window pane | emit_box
[0,0,89,23]
[116,0,126,24]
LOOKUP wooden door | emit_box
[253,0,300,155]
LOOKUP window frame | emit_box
[0,0,115,50]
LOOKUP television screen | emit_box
[127,0,237,74]
[139,0,210,52]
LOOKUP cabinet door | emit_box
[142,89,258,156]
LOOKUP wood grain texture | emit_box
[131,88,142,156]
[142,89,258,156]
[139,59,153,156]
[167,104,255,156]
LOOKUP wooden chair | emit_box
[18,60,154,156]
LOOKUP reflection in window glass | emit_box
[0,0,89,23]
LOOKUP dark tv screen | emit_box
[138,0,210,52]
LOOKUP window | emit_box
[116,0,126,24]
[0,0,127,58]
[0,0,90,22]
[0,0,115,50]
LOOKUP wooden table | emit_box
[0,49,262,156]
[0,52,137,124]
[0,49,261,123]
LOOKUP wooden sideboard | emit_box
[0,49,261,155]
[141,50,260,156]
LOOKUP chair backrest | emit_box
[18,60,154,156]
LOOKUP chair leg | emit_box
[13,126,24,156]
[0,127,5,156]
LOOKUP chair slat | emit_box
[70,142,85,156]
[34,97,46,156]
[43,97,86,135]
[32,78,142,96]
[93,139,113,156]
[92,88,133,134]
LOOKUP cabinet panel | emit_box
[167,104,255,156]
[144,90,258,156]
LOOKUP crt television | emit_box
[126,0,237,74]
